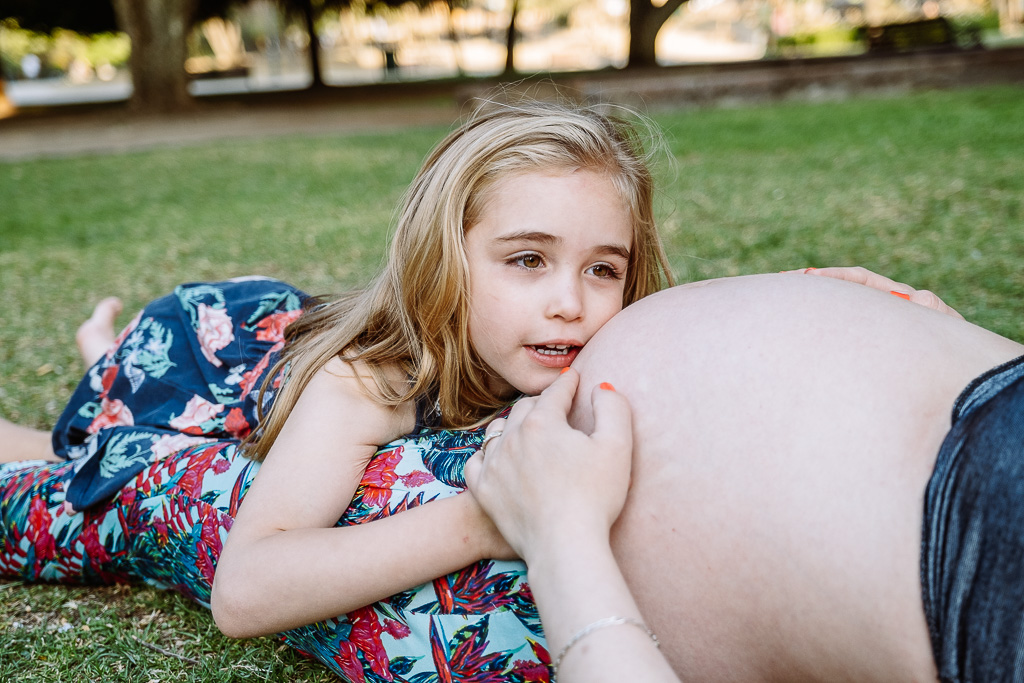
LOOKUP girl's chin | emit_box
[515,371,565,397]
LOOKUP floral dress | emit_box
[0,278,548,682]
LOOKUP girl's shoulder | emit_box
[314,357,417,442]
[321,356,405,389]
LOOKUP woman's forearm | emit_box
[527,529,679,683]
[212,493,506,637]
[464,372,678,682]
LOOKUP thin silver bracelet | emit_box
[552,616,660,681]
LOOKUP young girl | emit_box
[0,100,673,681]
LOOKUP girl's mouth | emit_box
[527,344,581,368]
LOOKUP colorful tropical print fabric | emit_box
[0,279,549,682]
[52,277,305,511]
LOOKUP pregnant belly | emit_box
[573,274,1023,681]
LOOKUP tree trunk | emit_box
[111,0,199,112]
[504,0,520,76]
[628,0,689,68]
[301,0,325,88]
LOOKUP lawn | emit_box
[1,84,1023,681]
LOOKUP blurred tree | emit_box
[628,0,688,67]
[288,0,328,87]
[280,0,406,88]
[505,0,519,75]
[111,0,235,110]
[282,0,477,84]
[441,0,469,76]
[111,0,199,111]
[0,0,232,111]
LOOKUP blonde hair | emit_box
[245,100,674,460]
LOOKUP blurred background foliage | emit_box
[1,0,1019,109]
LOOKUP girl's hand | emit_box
[785,266,964,319]
[464,369,633,565]
[461,488,520,561]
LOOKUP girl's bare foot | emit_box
[76,296,123,366]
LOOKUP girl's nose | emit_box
[545,277,584,322]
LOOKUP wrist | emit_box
[524,514,612,565]
[456,491,514,561]
[525,524,613,586]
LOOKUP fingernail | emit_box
[803,267,817,274]
[599,382,616,391]
[560,367,570,375]
[890,290,911,300]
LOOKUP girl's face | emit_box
[464,168,632,398]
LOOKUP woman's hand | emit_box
[464,369,633,565]
[468,373,679,683]
[785,266,964,319]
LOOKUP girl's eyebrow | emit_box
[496,230,561,245]
[496,231,631,260]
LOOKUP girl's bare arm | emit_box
[211,358,511,638]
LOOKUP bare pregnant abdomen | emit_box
[571,274,1023,682]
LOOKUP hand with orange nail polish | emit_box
[786,266,964,320]
[465,367,634,566]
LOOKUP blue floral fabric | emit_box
[52,277,305,511]
[1,279,550,682]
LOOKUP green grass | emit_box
[2,84,1023,680]
[0,583,337,681]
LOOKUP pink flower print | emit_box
[196,304,234,368]
[87,397,135,434]
[348,606,392,681]
[195,511,227,586]
[333,645,367,683]
[255,309,303,344]
[360,447,402,510]
[152,517,169,543]
[27,497,57,569]
[99,364,119,397]
[151,433,215,460]
[528,637,551,666]
[223,407,250,439]
[398,470,436,489]
[169,395,225,436]
[382,618,411,640]
[174,442,230,498]
[238,344,281,396]
[512,659,551,682]
[79,521,113,569]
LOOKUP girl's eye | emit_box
[589,263,622,279]
[516,254,542,269]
